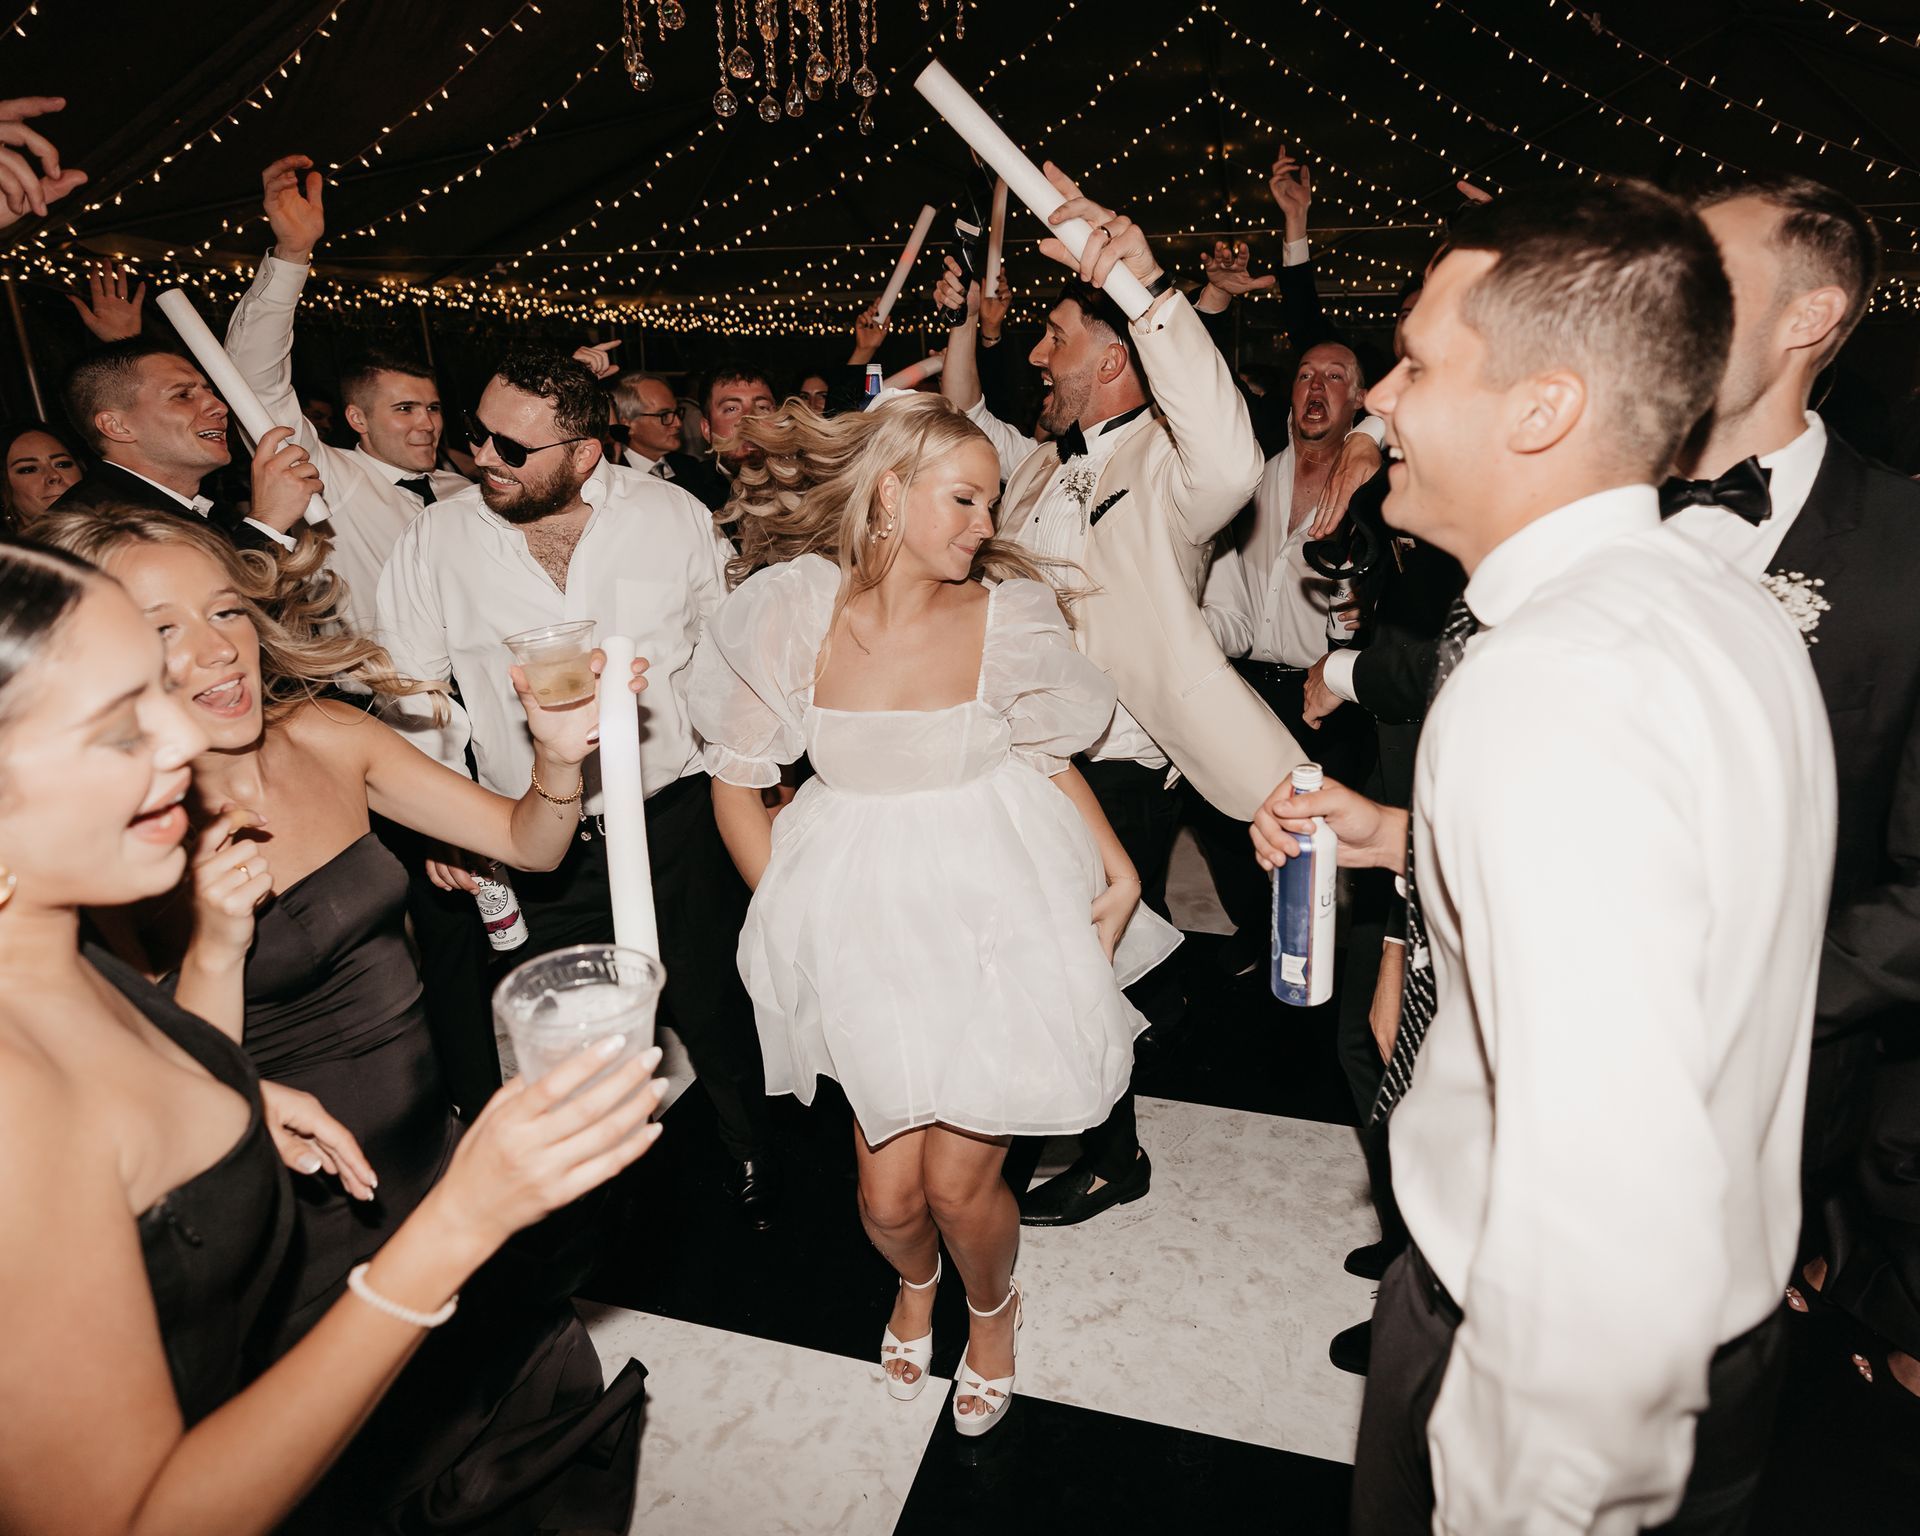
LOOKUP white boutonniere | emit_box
[1062,465,1099,512]
[1760,569,1830,644]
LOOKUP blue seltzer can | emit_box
[1272,763,1338,1007]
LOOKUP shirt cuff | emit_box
[1322,647,1361,705]
[244,518,299,552]
[1282,237,1311,268]
[259,253,311,299]
[1347,414,1387,445]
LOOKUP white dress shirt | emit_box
[1390,486,1835,1534]
[967,398,1169,769]
[373,457,732,815]
[225,255,471,627]
[112,462,298,552]
[1665,410,1828,579]
[1200,442,1347,667]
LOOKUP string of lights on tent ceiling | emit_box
[10,0,1920,336]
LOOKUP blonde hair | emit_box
[719,393,1078,626]
[32,504,444,724]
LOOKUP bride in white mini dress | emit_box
[690,392,1178,1437]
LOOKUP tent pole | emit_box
[6,279,47,419]
[416,304,436,368]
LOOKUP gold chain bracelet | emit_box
[530,763,584,807]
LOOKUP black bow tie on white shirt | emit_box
[1054,421,1092,462]
[1658,456,1771,526]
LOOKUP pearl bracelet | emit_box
[347,1262,459,1329]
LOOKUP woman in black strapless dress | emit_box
[0,536,664,1536]
[38,507,662,1533]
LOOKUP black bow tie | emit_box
[397,475,438,505]
[1054,421,1091,462]
[1658,457,1771,526]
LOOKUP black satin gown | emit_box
[241,832,646,1535]
[104,944,294,1428]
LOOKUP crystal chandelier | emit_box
[622,0,966,133]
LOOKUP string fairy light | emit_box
[1541,2,1917,179]
[1788,0,1920,49]
[331,0,551,173]
[70,5,350,219]
[1,2,43,40]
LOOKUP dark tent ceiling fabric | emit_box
[5,0,1920,336]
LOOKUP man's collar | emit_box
[1082,402,1150,439]
[104,458,213,515]
[1464,484,1659,628]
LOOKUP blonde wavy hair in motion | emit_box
[31,504,445,724]
[718,392,1079,632]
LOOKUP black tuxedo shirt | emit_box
[51,460,282,555]
[1771,433,1920,1037]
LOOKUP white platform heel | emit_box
[880,1255,941,1401]
[952,1279,1022,1437]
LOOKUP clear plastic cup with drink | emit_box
[493,943,666,1084]
[503,620,598,708]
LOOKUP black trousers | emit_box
[1352,1247,1788,1536]
[509,771,769,1163]
[1003,756,1183,1193]
[371,814,500,1122]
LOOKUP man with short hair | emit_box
[1255,182,1834,1534]
[610,369,709,488]
[224,155,468,631]
[941,167,1299,1228]
[375,347,777,1226]
[1668,173,1920,1389]
[54,338,319,551]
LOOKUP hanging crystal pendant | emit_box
[659,0,686,25]
[857,98,875,134]
[757,91,781,121]
[727,44,755,77]
[630,62,655,89]
[756,0,778,39]
[852,64,878,96]
[785,76,806,115]
[713,84,740,115]
[806,49,830,83]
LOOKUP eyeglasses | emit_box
[627,409,681,425]
[464,409,592,469]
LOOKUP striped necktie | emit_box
[1370,595,1481,1125]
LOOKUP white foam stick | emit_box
[596,635,659,969]
[874,203,937,325]
[984,176,1009,299]
[914,60,1154,320]
[881,354,946,391]
[154,288,329,526]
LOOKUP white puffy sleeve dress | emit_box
[688,553,1181,1146]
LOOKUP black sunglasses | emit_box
[464,409,592,469]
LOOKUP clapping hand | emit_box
[0,96,85,230]
[571,341,621,380]
[261,154,326,263]
[69,258,146,342]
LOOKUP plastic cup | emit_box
[493,943,666,1083]
[503,620,598,707]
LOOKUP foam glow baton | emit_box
[881,354,946,391]
[596,635,659,965]
[873,203,938,325]
[913,60,1154,321]
[984,176,1009,299]
[155,288,329,526]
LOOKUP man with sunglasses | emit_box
[375,347,779,1228]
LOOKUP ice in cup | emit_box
[493,943,666,1083]
[503,620,598,707]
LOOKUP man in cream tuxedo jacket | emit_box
[940,168,1305,1227]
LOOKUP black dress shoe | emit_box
[723,1157,778,1231]
[1344,1239,1397,1281]
[1017,1151,1151,1227]
[1329,1319,1371,1376]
